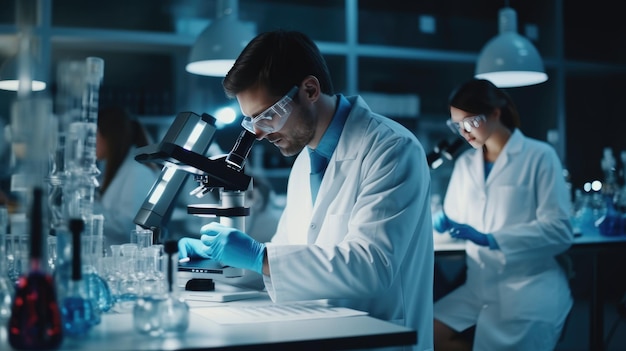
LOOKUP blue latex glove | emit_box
[449,223,491,247]
[433,211,452,233]
[178,237,211,260]
[199,222,266,275]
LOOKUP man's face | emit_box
[237,86,316,157]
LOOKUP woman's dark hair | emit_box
[448,78,521,131]
[97,105,154,193]
[223,29,334,98]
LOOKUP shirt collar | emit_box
[308,94,351,161]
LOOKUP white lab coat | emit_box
[95,147,159,249]
[263,96,434,351]
[435,129,573,350]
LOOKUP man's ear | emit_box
[490,107,502,121]
[301,75,320,101]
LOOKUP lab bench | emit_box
[0,293,417,351]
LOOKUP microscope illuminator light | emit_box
[183,122,207,150]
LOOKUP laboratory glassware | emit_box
[131,228,153,249]
[82,214,112,313]
[133,240,189,336]
[8,187,64,350]
[63,57,104,222]
[60,218,101,337]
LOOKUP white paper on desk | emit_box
[180,286,263,304]
[193,301,367,324]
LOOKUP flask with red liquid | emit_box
[8,187,64,349]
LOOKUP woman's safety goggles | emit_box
[241,86,299,134]
[446,114,486,134]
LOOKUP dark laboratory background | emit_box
[1,0,625,194]
[0,1,625,350]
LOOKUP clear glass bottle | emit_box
[104,244,122,307]
[133,240,189,336]
[597,194,623,236]
[114,243,140,313]
[8,187,64,349]
[575,189,601,235]
[600,147,618,197]
[60,218,100,337]
[82,214,113,313]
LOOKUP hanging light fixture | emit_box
[0,53,46,92]
[475,5,547,88]
[0,0,46,93]
[185,0,256,77]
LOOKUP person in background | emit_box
[94,106,160,248]
[178,29,434,351]
[432,79,573,350]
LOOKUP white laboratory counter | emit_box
[0,293,417,351]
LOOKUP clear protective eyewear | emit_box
[446,114,486,134]
[241,86,299,133]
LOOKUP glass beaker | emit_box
[130,228,153,250]
[133,240,188,336]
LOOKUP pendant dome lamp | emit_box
[0,0,46,93]
[185,0,256,77]
[0,52,46,92]
[475,5,547,88]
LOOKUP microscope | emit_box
[427,138,466,170]
[132,111,256,281]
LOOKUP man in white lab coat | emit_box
[178,30,434,351]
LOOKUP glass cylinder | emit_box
[133,240,188,336]
[103,244,122,307]
[131,228,153,250]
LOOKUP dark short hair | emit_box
[223,29,334,98]
[448,78,521,131]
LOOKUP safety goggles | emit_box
[241,86,299,134]
[446,114,486,134]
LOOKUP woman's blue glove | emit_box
[199,222,266,275]
[178,237,211,260]
[433,211,452,233]
[449,224,492,247]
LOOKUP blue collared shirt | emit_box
[307,94,351,174]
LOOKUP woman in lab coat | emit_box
[432,79,573,351]
[178,30,434,351]
[95,106,160,248]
